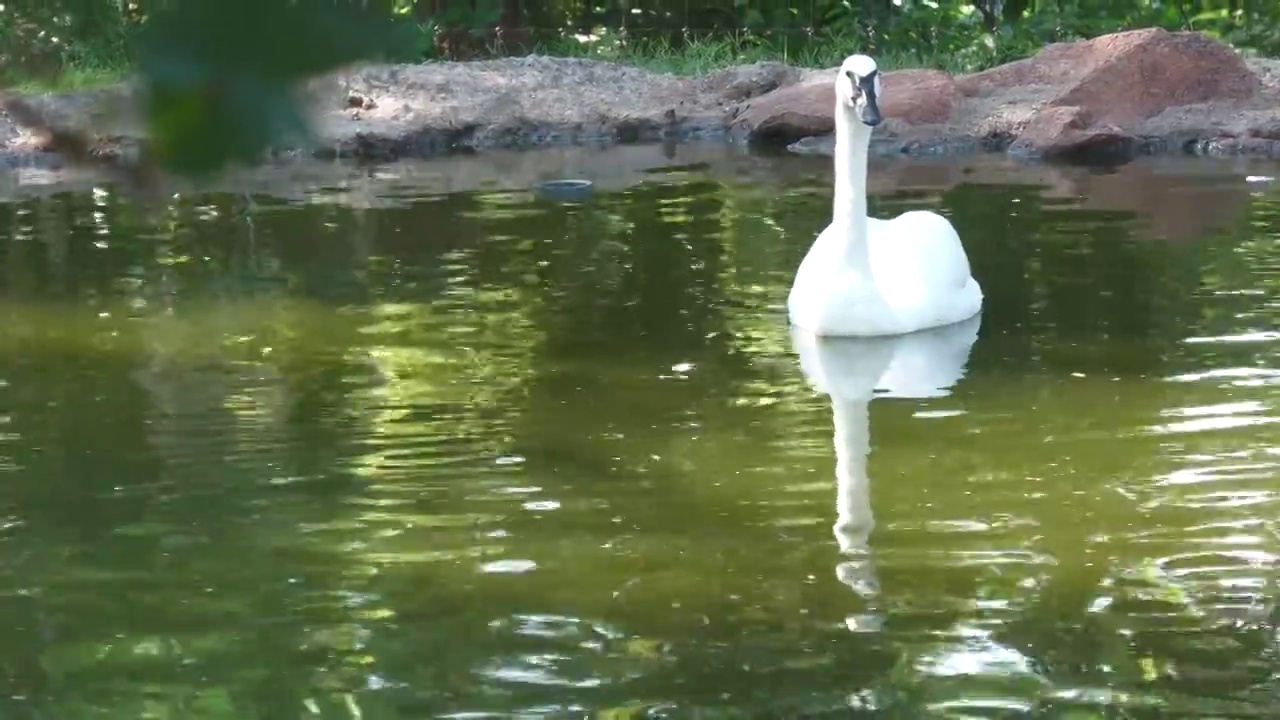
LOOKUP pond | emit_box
[0,144,1279,718]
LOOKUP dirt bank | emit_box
[4,27,1280,170]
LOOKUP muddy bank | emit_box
[4,27,1280,169]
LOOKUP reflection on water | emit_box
[792,313,982,641]
[0,152,1278,717]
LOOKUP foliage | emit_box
[132,0,416,175]
[0,0,134,87]
[511,0,1280,71]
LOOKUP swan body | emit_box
[788,54,983,337]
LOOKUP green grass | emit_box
[0,31,966,96]
[2,62,131,94]
[2,29,132,92]
[18,65,129,92]
[529,32,970,75]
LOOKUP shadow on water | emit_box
[0,145,1278,716]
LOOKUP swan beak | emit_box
[858,74,882,127]
[860,102,882,127]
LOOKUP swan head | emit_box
[836,54,883,128]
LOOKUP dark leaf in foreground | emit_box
[133,0,417,176]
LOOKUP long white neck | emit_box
[832,102,875,276]
[831,396,873,553]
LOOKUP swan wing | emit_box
[871,211,972,290]
[869,210,978,316]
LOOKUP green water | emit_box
[0,152,1279,718]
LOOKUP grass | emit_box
[528,31,973,75]
[1,31,132,93]
[2,63,131,93]
[0,30,970,96]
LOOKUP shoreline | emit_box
[4,28,1280,178]
[0,143,1272,247]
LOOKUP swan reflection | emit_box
[790,314,981,631]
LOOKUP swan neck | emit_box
[833,105,873,275]
[832,396,873,552]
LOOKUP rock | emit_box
[1051,28,1257,125]
[882,70,960,125]
[730,75,832,145]
[4,28,1280,168]
[730,67,960,145]
[999,27,1262,158]
[1007,105,1136,160]
[346,91,376,110]
[745,27,1273,162]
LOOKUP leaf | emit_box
[132,0,417,176]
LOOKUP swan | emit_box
[787,54,983,337]
[790,313,982,631]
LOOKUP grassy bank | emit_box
[2,30,973,95]
[531,32,971,75]
[3,64,130,93]
[1,23,131,93]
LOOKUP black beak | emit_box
[858,71,881,127]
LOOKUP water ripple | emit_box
[5,158,1280,717]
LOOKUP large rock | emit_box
[731,68,960,145]
[743,27,1272,161]
[990,28,1263,158]
[1007,105,1138,161]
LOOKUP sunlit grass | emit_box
[532,31,971,75]
[2,62,131,93]
[3,30,969,96]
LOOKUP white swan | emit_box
[787,54,983,337]
[790,313,982,631]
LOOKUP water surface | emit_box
[0,147,1278,718]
